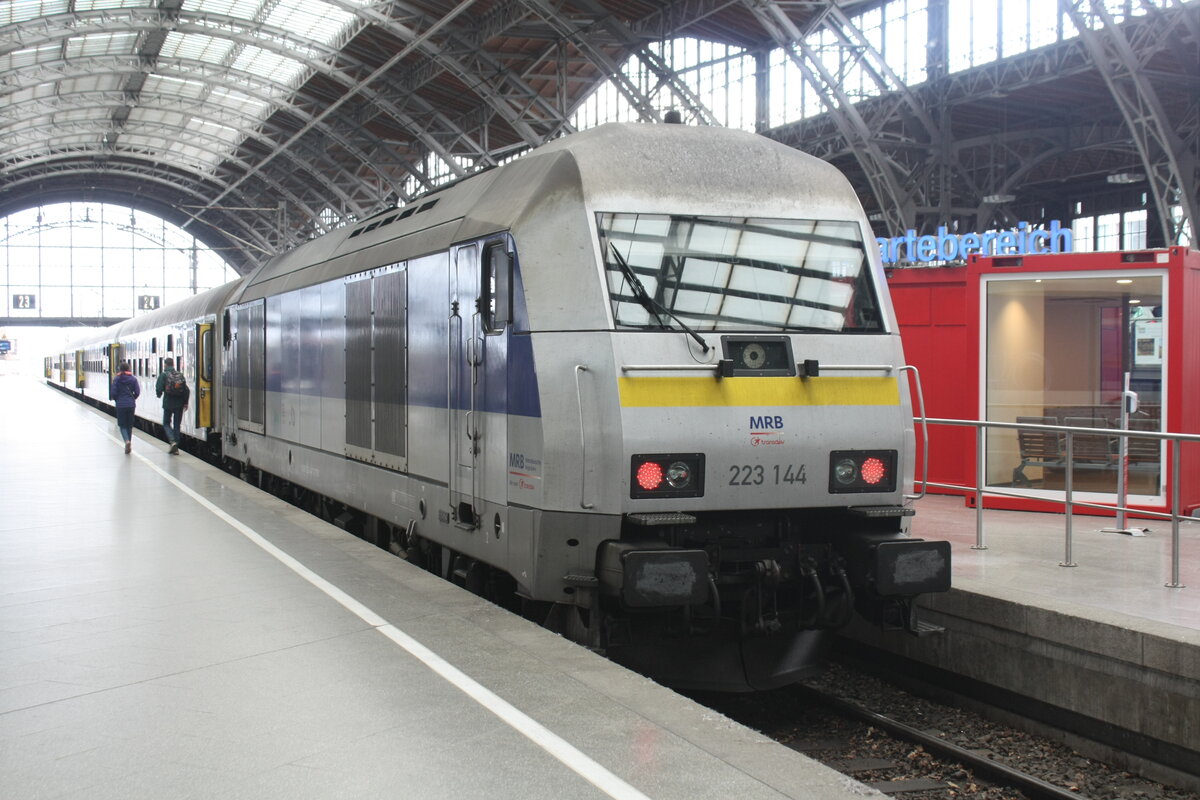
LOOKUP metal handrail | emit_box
[913,416,1197,588]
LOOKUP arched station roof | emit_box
[2,1,1197,274]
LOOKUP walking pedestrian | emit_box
[155,357,189,454]
[110,361,140,454]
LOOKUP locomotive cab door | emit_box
[448,238,511,529]
[196,323,214,429]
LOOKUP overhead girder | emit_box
[520,0,721,126]
[192,0,491,221]
[743,0,916,236]
[0,91,359,208]
[0,82,398,237]
[629,0,750,42]
[0,98,350,248]
[1061,0,1199,246]
[0,161,270,269]
[341,0,574,157]
[954,125,1135,226]
[0,85,412,245]
[761,0,1194,237]
[0,9,438,220]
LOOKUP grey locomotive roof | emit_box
[228,123,867,306]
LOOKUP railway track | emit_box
[690,660,1197,800]
[786,685,1089,799]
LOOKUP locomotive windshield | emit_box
[598,213,883,333]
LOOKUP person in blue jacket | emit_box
[110,361,140,454]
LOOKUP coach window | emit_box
[483,240,512,333]
[201,328,213,382]
[984,272,1165,501]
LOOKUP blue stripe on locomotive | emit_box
[252,245,541,418]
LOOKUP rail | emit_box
[918,417,1198,588]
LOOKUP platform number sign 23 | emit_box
[12,293,35,310]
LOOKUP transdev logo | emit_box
[749,414,784,446]
[877,220,1072,265]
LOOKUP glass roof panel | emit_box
[209,86,271,119]
[160,32,237,66]
[75,0,153,10]
[191,119,243,147]
[65,32,140,58]
[1,44,61,72]
[193,0,267,20]
[56,109,107,124]
[58,75,125,94]
[129,108,187,128]
[0,1,70,25]
[123,133,221,171]
[142,74,211,102]
[263,0,357,44]
[230,45,306,88]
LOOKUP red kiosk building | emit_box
[888,246,1199,516]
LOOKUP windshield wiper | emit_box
[609,243,710,353]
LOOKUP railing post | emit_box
[1061,430,1077,567]
[1167,437,1185,588]
[973,425,986,550]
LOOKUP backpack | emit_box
[164,369,189,398]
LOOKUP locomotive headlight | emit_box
[829,450,897,493]
[665,461,691,489]
[631,454,705,499]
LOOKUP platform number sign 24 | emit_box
[138,295,160,311]
[12,294,35,309]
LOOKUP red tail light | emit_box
[636,461,664,491]
[829,450,897,493]
[630,454,706,499]
[861,456,886,485]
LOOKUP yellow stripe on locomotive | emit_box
[617,375,900,408]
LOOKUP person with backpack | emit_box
[110,361,140,454]
[155,357,190,454]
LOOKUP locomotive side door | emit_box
[449,244,480,525]
[449,238,511,529]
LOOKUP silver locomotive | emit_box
[54,123,950,690]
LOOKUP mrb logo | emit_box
[749,414,784,431]
[749,414,785,446]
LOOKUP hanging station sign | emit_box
[877,220,1073,265]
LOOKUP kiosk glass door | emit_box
[983,272,1165,500]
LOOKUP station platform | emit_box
[842,487,1200,786]
[4,373,1198,797]
[0,375,878,800]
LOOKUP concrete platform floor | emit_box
[1,374,883,800]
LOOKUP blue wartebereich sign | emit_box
[877,220,1073,264]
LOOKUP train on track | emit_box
[47,122,950,690]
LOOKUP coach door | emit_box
[196,323,214,428]
[107,342,122,375]
[449,238,511,529]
